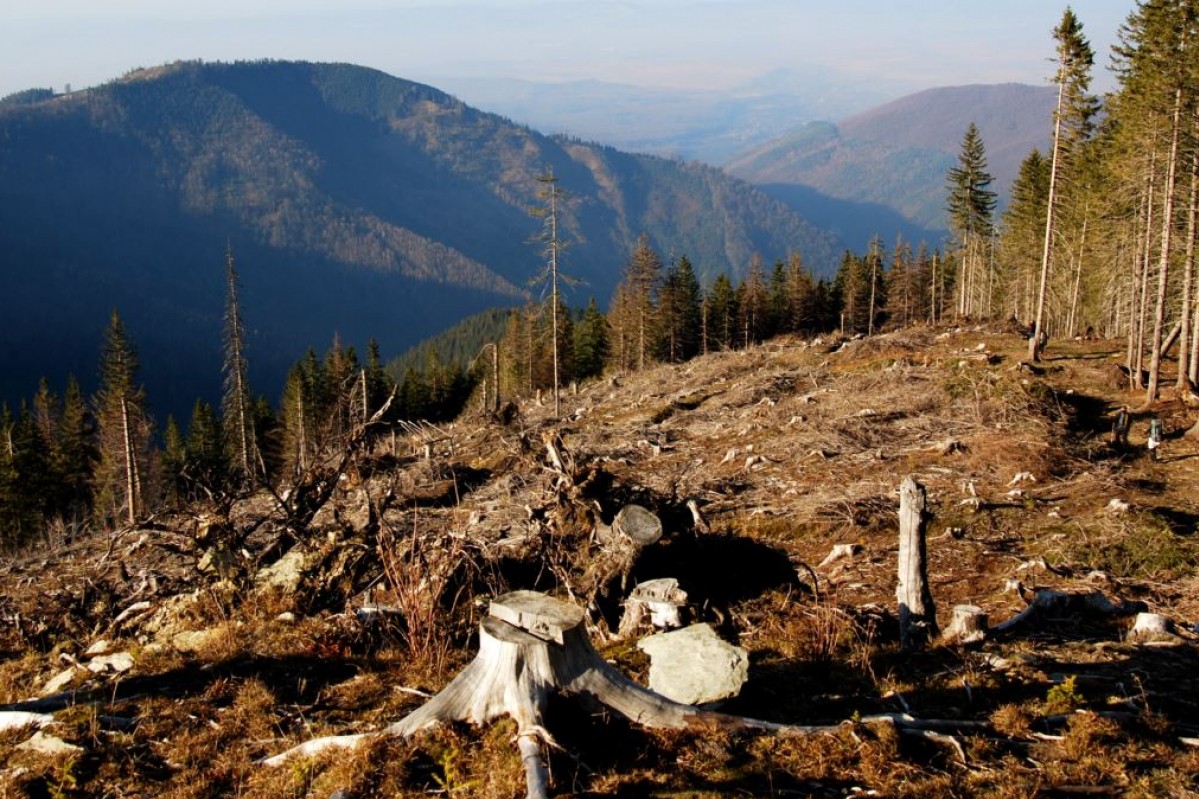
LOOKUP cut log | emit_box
[612,504,663,547]
[896,477,938,650]
[993,589,1145,634]
[818,543,861,568]
[1127,612,1175,643]
[942,605,988,645]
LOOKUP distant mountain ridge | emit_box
[0,60,839,419]
[726,83,1056,242]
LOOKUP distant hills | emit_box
[725,83,1057,246]
[0,60,839,420]
[435,68,898,165]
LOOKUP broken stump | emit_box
[942,605,988,645]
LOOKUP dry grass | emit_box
[3,327,1199,797]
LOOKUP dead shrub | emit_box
[377,509,477,678]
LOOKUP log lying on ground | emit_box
[993,589,1146,634]
[263,591,980,797]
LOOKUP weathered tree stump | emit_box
[618,578,688,636]
[896,477,938,649]
[942,605,988,645]
[612,504,663,547]
[592,504,665,594]
[1127,612,1175,643]
[264,591,874,796]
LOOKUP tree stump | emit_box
[593,504,665,594]
[612,504,663,547]
[263,591,981,796]
[942,605,988,644]
[896,476,938,650]
[618,578,688,636]
[1127,612,1175,643]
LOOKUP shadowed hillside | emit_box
[0,60,839,420]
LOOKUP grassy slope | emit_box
[1,324,1197,797]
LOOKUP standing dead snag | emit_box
[897,476,938,649]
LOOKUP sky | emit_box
[1,1,1132,102]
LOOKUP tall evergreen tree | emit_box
[999,149,1052,321]
[574,298,610,380]
[1030,6,1097,361]
[529,169,572,415]
[705,273,739,351]
[187,400,228,497]
[221,244,258,488]
[93,310,152,527]
[657,256,702,363]
[946,123,997,319]
[738,254,770,347]
[56,376,94,519]
[620,234,662,370]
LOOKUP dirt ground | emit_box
[1,323,1197,798]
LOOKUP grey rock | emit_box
[637,623,748,705]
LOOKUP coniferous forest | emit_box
[4,3,1199,548]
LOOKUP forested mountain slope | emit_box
[0,60,838,419]
[726,83,1056,237]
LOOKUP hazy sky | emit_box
[1,1,1132,101]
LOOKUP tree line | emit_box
[490,232,957,403]
[949,2,1199,414]
[0,248,471,551]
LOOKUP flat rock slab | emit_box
[637,623,748,705]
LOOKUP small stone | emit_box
[275,612,297,625]
[84,640,112,657]
[87,652,134,674]
[40,667,80,696]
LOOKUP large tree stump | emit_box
[264,590,857,796]
[896,476,938,649]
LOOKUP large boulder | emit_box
[636,623,748,705]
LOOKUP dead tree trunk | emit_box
[897,476,937,650]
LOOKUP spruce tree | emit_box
[574,298,610,380]
[705,274,739,351]
[1030,6,1097,361]
[56,376,94,519]
[946,123,997,320]
[738,255,769,347]
[621,234,662,370]
[221,244,258,488]
[93,310,152,528]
